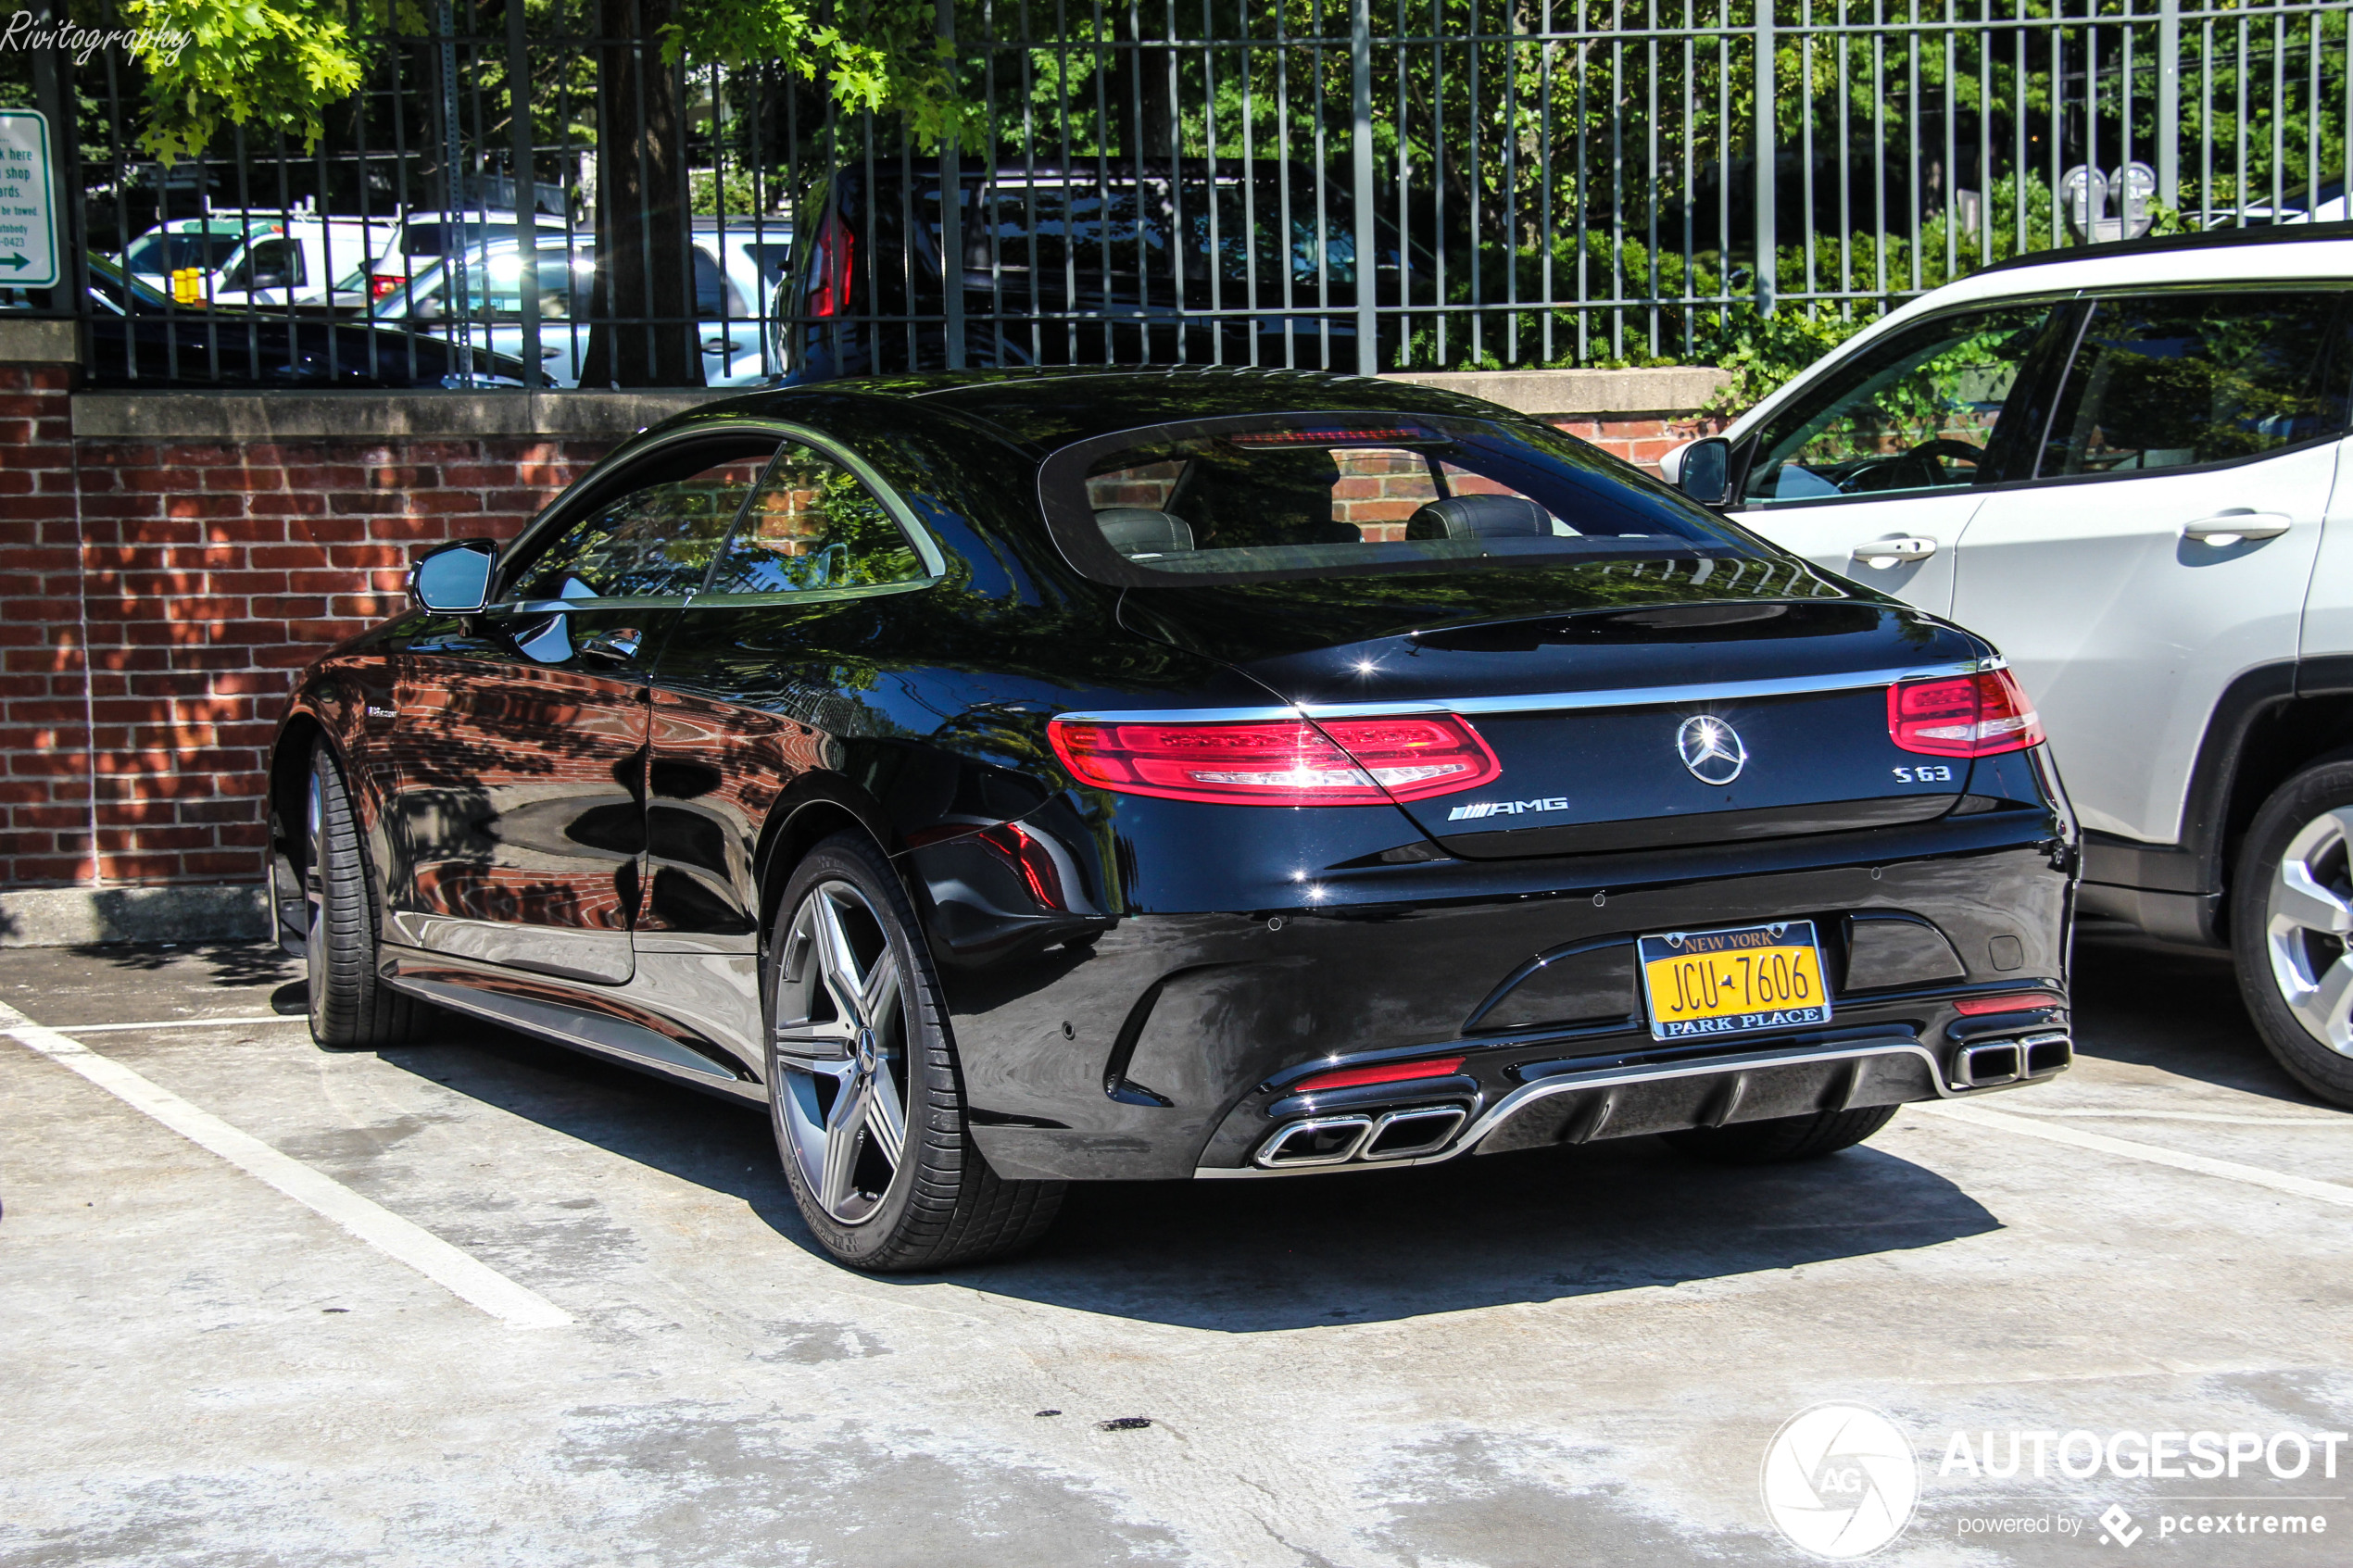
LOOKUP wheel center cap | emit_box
[854,1027,877,1073]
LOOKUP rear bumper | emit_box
[934,804,2076,1182]
[1197,1028,2072,1178]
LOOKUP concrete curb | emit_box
[0,885,271,947]
[0,319,79,363]
[1384,366,1731,417]
[62,366,1732,444]
[72,388,736,443]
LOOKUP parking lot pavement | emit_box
[3,929,2349,1567]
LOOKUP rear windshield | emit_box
[1036,412,1761,587]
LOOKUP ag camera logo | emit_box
[1761,1402,1919,1559]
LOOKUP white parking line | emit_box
[0,999,571,1329]
[1988,1106,2351,1127]
[52,1015,312,1034]
[1920,1099,2353,1209]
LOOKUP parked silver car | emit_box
[368,223,789,386]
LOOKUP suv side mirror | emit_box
[1676,437,1733,507]
[410,538,497,613]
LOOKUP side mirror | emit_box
[410,538,497,613]
[1676,437,1733,507]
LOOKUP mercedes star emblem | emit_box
[1677,715,1748,785]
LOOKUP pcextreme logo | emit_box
[1443,796,1569,822]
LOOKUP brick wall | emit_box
[1,408,622,891]
[0,371,1718,894]
[0,365,84,887]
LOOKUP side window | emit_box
[2040,292,2352,477]
[226,236,304,292]
[703,443,928,596]
[508,445,778,602]
[695,248,747,318]
[1741,305,2060,505]
[433,247,589,321]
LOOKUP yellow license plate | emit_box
[1638,921,1832,1040]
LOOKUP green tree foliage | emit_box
[125,0,402,159]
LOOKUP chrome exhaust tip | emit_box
[2021,1031,2072,1075]
[1254,1115,1374,1168]
[1952,1032,2070,1089]
[1359,1105,1467,1160]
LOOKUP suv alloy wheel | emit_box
[2233,761,2353,1106]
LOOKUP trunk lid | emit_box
[1118,570,1988,858]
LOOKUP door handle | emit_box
[701,336,742,354]
[2183,510,2292,546]
[579,627,645,663]
[1851,536,1938,568]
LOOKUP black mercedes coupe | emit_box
[266,370,2078,1270]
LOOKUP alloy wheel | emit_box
[2264,807,2353,1059]
[772,879,911,1224]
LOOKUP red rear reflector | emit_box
[1047,714,1500,806]
[1292,1055,1467,1094]
[974,822,1064,910]
[1954,992,2060,1015]
[1888,667,2045,758]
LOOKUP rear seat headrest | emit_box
[1095,508,1197,556]
[1404,495,1555,540]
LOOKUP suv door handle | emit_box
[1851,536,1938,568]
[2183,510,2292,545]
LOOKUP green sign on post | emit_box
[0,109,60,290]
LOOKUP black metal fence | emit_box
[15,0,2352,387]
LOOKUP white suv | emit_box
[1667,224,2353,1105]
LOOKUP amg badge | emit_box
[1446,796,1570,822]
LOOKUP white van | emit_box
[122,213,397,311]
[1665,223,2353,1104]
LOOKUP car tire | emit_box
[304,742,422,1048]
[1658,1105,1900,1164]
[764,831,1065,1272]
[2231,763,2353,1107]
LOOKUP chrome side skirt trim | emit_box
[1066,658,1996,728]
[1194,1037,1944,1179]
[387,969,762,1101]
[387,910,635,985]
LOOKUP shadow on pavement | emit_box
[2067,923,2329,1105]
[64,941,300,993]
[357,999,2002,1333]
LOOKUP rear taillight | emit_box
[1888,666,2044,758]
[369,271,403,298]
[1291,1055,1468,1094]
[1048,714,1501,806]
[806,209,853,319]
